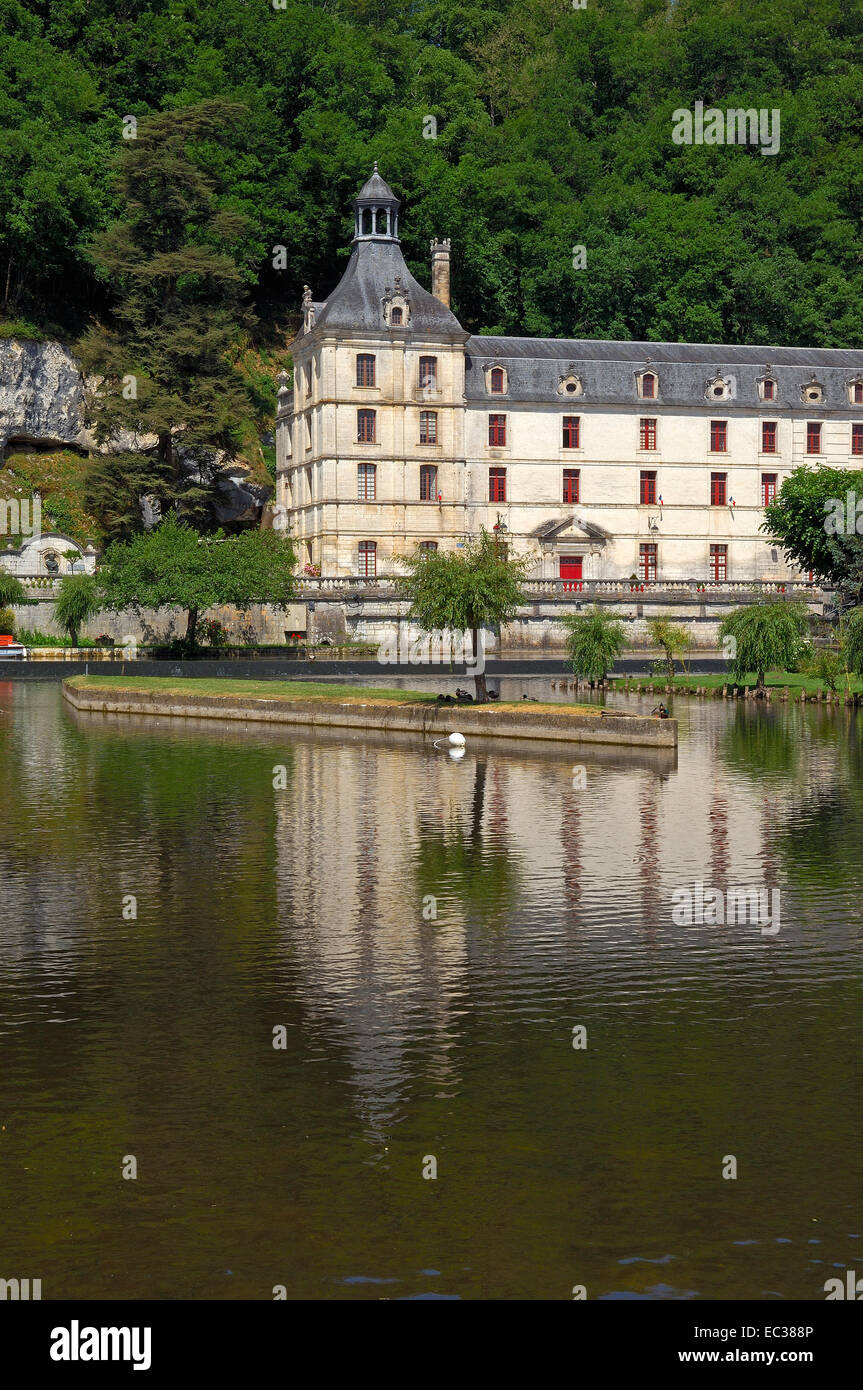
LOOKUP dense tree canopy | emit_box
[98,513,297,644]
[763,466,863,606]
[77,100,258,537]
[2,0,861,345]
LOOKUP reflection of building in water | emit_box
[275,743,474,1138]
[273,719,807,1135]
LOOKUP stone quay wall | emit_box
[12,581,828,653]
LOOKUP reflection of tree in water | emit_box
[412,758,521,928]
[720,706,803,782]
[773,716,863,901]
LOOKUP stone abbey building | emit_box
[275,167,863,584]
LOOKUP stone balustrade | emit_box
[293,576,825,598]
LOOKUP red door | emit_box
[559,556,583,591]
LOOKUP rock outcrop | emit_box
[0,336,272,526]
[0,337,87,451]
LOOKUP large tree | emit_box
[762,466,863,608]
[78,99,257,538]
[97,514,296,647]
[394,530,531,702]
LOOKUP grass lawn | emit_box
[611,670,863,695]
[66,676,438,702]
[65,675,607,715]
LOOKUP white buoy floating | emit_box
[433,730,466,758]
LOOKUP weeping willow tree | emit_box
[395,530,532,703]
[561,606,626,684]
[0,573,27,606]
[54,573,100,647]
[719,601,810,696]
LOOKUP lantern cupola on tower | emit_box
[353,162,401,242]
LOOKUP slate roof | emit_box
[310,239,466,337]
[354,167,400,206]
[465,336,863,408]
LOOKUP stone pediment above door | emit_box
[530,515,610,548]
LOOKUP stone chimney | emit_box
[430,238,451,308]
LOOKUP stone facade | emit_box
[1,532,96,576]
[276,168,863,583]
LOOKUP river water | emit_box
[0,678,861,1300]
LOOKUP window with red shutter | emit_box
[488,414,507,447]
[710,420,727,452]
[761,473,777,506]
[562,416,580,449]
[710,472,727,506]
[563,469,580,503]
[639,418,657,450]
[488,468,506,502]
[640,470,657,505]
[639,543,657,582]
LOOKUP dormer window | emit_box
[802,379,824,404]
[486,364,508,394]
[636,369,658,399]
[705,373,731,402]
[382,281,410,327]
[849,379,863,405]
[763,378,775,400]
[558,373,583,397]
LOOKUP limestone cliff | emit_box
[0,337,87,451]
[0,336,273,526]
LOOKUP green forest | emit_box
[2,0,862,348]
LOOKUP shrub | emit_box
[198,617,229,648]
[808,648,841,692]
